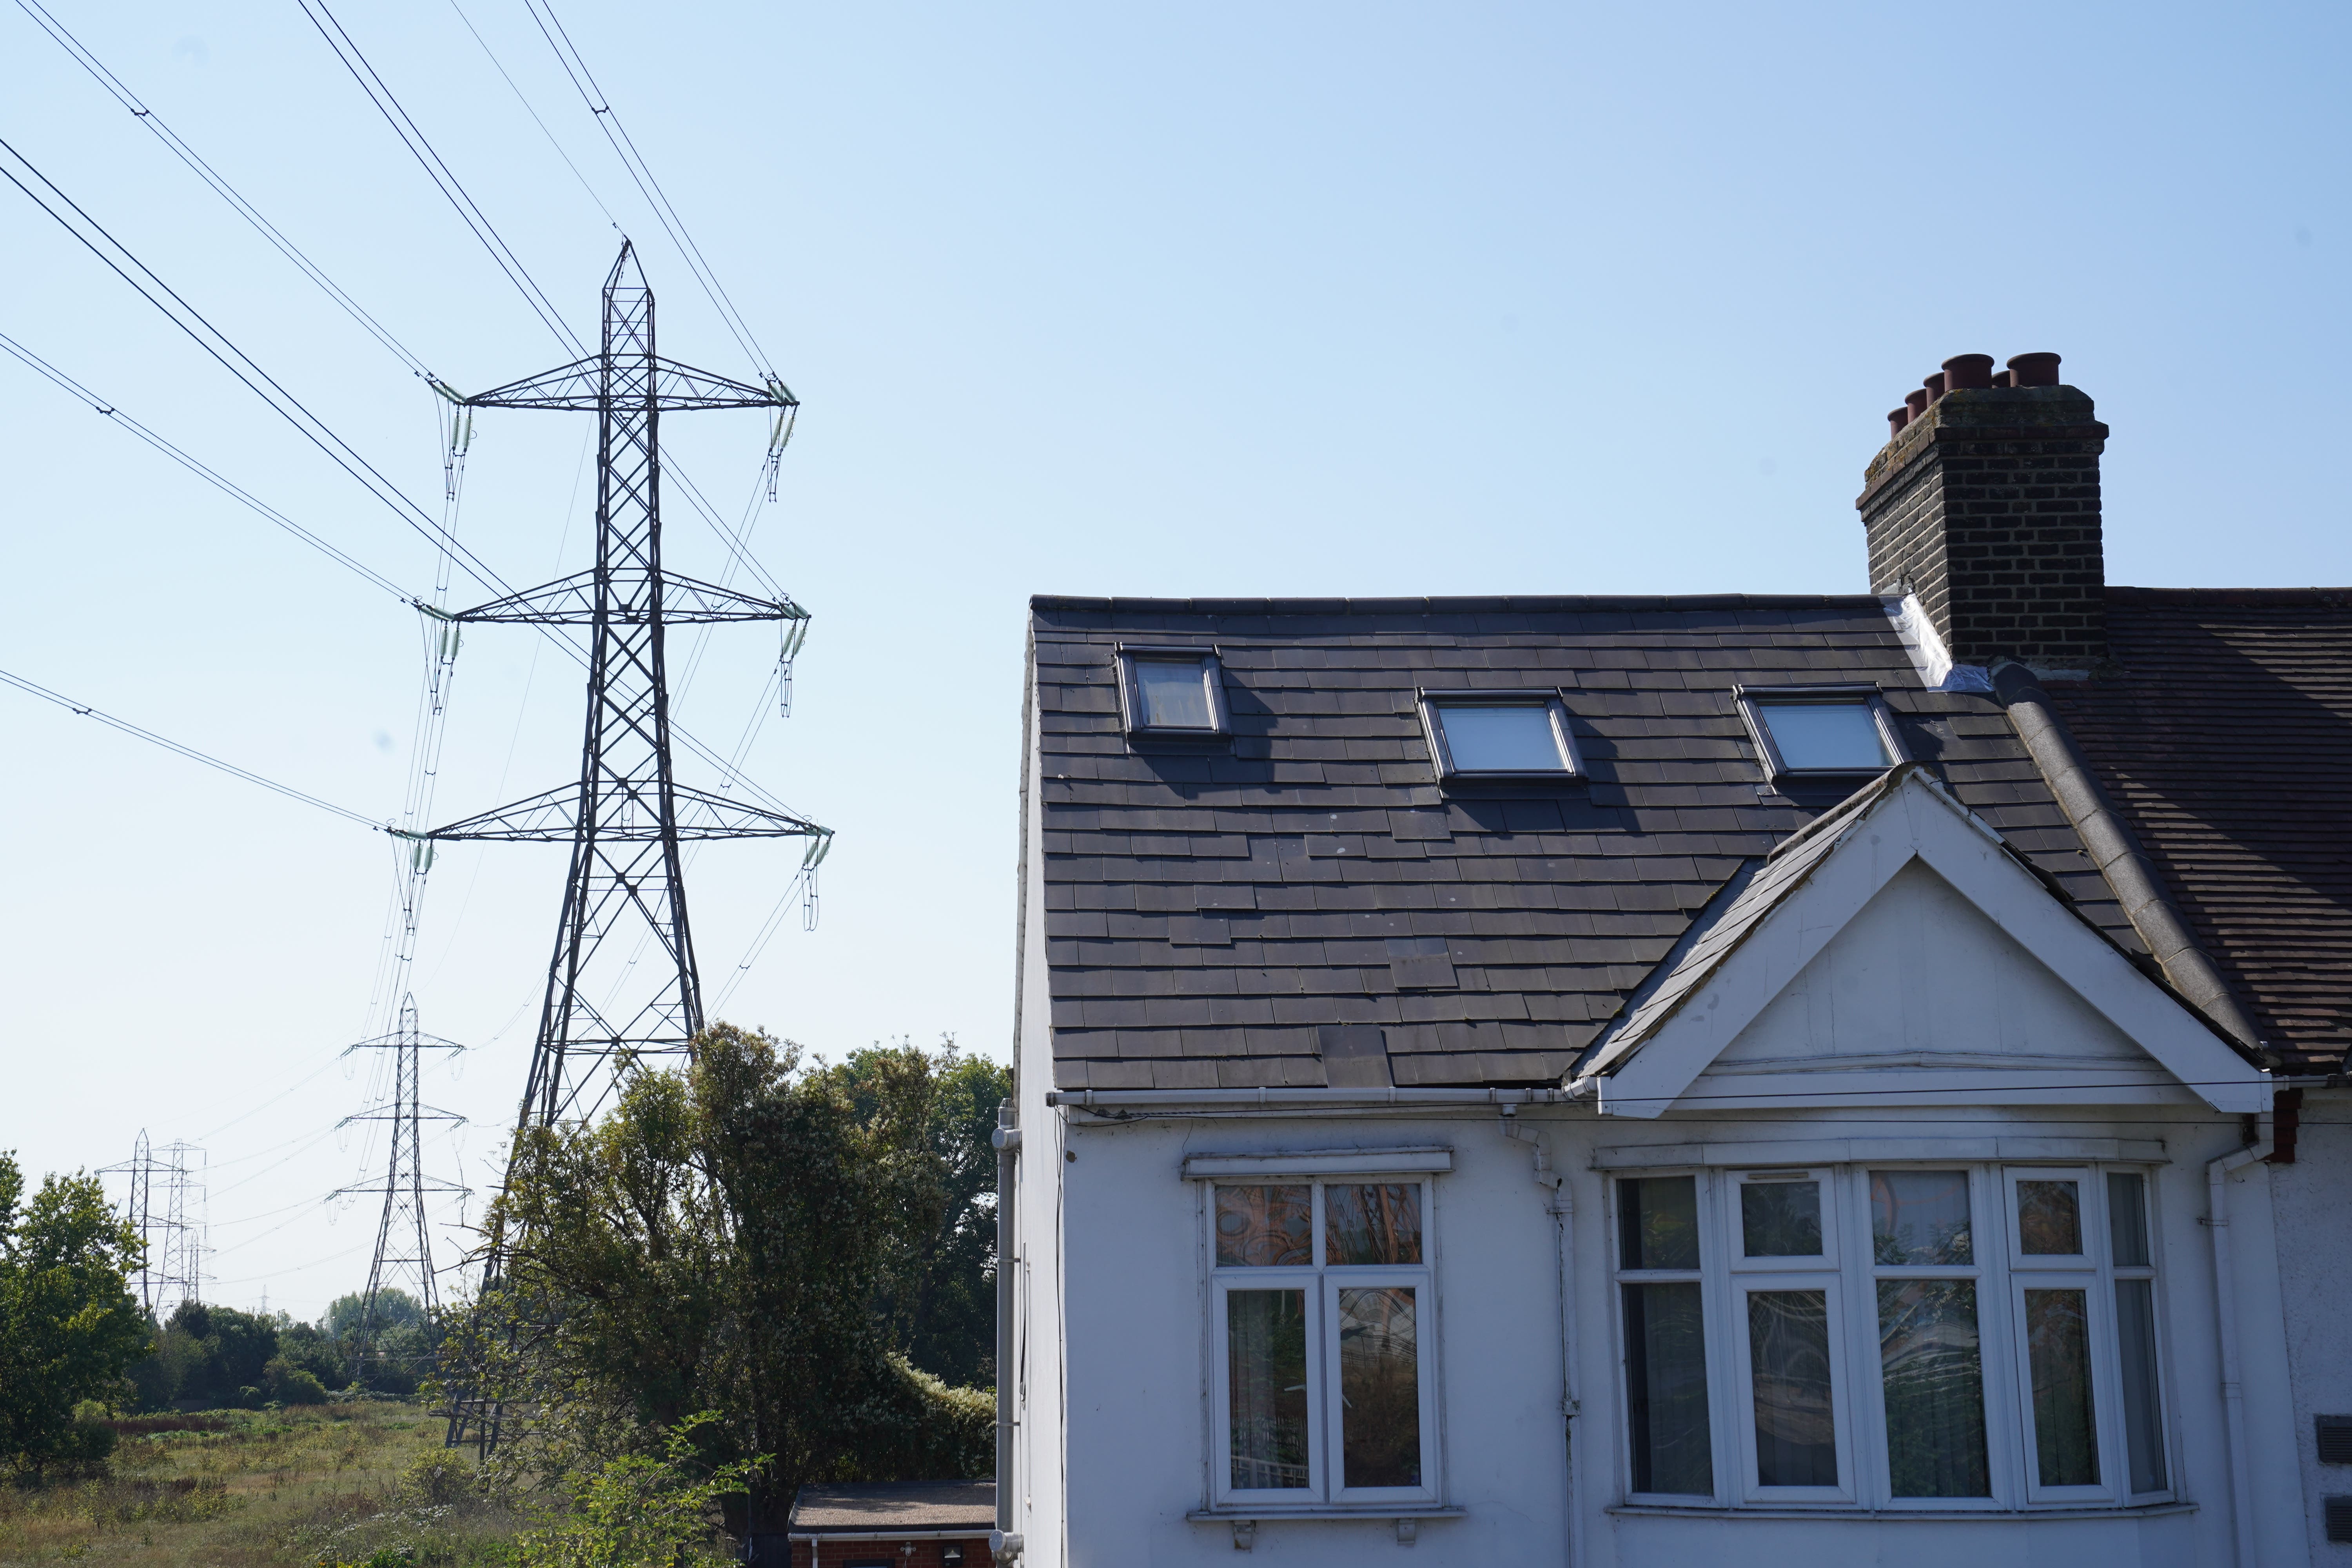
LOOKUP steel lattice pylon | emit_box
[421,243,821,1131]
[333,995,468,1384]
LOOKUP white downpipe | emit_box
[1500,1112,1579,1568]
[2207,1116,2272,1568]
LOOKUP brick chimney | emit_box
[1858,353,2110,675]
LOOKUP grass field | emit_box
[0,1405,528,1568]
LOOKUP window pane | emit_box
[1324,1184,1422,1265]
[1337,1286,1422,1488]
[1622,1282,1712,1495]
[1135,660,1212,728]
[2025,1288,2100,1486]
[2108,1172,2151,1268]
[1434,704,1566,772]
[1215,1185,1311,1267]
[2017,1180,2083,1255]
[1227,1289,1310,1489]
[1871,1170,1973,1265]
[1878,1280,1990,1497]
[2116,1279,2168,1493]
[1740,1180,1823,1257]
[1755,702,1889,770]
[1749,1290,1838,1486]
[1618,1175,1700,1271]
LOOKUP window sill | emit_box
[1607,1500,2194,1523]
[1186,1506,1465,1523]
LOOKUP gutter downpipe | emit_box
[991,1105,1023,1564]
[2208,1115,2273,1568]
[1499,1110,1579,1568]
[1990,660,2268,1055]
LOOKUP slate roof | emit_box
[2046,588,2352,1071]
[1028,595,2144,1091]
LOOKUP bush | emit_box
[265,1357,332,1405]
[396,1448,482,1507]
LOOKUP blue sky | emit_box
[2,0,2344,1316]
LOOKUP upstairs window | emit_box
[1207,1176,1442,1508]
[1117,646,1231,741]
[1737,685,1907,783]
[1417,690,1584,785]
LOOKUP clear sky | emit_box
[2,0,2345,1318]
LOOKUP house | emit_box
[990,353,2352,1566]
[765,1480,996,1566]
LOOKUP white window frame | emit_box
[1201,1172,1444,1510]
[1609,1163,2176,1513]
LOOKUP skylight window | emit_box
[1116,646,1231,741]
[1737,686,1907,782]
[1418,691,1584,786]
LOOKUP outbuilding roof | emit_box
[1026,594,2146,1091]
[786,1480,995,1533]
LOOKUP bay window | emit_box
[1613,1164,2171,1511]
[1208,1175,1441,1507]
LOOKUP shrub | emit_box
[266,1358,332,1405]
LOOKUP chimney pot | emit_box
[2007,352,2062,387]
[1923,371,1948,403]
[1942,354,1995,390]
[1904,389,1929,417]
[1989,369,2014,388]
[1887,407,1911,437]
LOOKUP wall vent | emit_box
[2327,1496,2352,1544]
[2319,1416,2352,1465]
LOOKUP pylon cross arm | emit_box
[448,568,808,626]
[453,355,793,412]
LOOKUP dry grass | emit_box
[0,1404,528,1568]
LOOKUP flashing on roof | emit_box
[1417,689,1586,789]
[1736,683,1909,784]
[1115,644,1232,746]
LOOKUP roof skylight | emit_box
[1116,646,1231,741]
[1738,686,1907,782]
[1419,691,1584,785]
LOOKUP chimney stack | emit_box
[1857,352,2110,675]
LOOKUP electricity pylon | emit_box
[416,243,824,1132]
[106,1135,207,1320]
[332,995,468,1385]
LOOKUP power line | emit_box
[293,0,586,358]
[0,328,413,602]
[439,0,620,232]
[0,666,383,828]
[11,0,436,379]
[520,0,776,378]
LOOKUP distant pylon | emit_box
[152,1140,207,1316]
[334,994,468,1385]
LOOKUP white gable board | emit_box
[1590,771,2270,1118]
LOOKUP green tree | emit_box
[513,1412,759,1568]
[844,1040,1009,1387]
[0,1152,149,1466]
[459,1025,994,1535]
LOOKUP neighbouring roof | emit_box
[787,1481,995,1533]
[2046,588,2352,1071]
[1028,595,2145,1091]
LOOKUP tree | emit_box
[0,1152,149,1467]
[844,1040,1009,1387]
[512,1413,759,1568]
[461,1025,994,1535]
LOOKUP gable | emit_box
[1583,770,2271,1118]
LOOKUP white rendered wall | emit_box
[2269,1098,2352,1563]
[1019,1101,2303,1568]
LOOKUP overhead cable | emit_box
[521,0,775,377]
[294,0,586,358]
[0,666,383,828]
[11,0,436,379]
[0,329,414,602]
[0,134,516,602]
[440,0,621,232]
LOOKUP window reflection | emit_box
[1619,1175,1700,1271]
[1325,1184,1422,1265]
[1434,704,1567,772]
[1749,1290,1838,1486]
[2025,1289,2100,1486]
[1755,702,1889,771]
[2017,1180,2083,1255]
[1624,1281,1712,1495]
[1338,1286,1421,1488]
[1216,1185,1310,1267]
[1878,1280,1989,1497]
[1135,660,1213,729]
[1871,1171,1973,1265]
[1740,1179,1823,1257]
